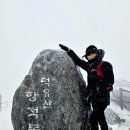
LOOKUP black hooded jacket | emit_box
[67,49,114,105]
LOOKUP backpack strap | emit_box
[96,60,104,78]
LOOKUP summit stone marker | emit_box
[11,50,90,130]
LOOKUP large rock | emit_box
[11,49,90,130]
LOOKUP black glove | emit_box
[59,44,69,51]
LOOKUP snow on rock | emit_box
[11,50,89,130]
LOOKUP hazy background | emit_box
[0,0,130,129]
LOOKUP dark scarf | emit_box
[88,56,101,70]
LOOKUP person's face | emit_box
[86,51,98,60]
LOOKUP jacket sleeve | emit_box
[101,61,114,85]
[67,49,88,71]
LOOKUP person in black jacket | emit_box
[59,44,114,130]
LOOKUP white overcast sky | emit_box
[0,0,130,129]
[0,0,130,99]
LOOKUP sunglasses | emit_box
[86,51,96,56]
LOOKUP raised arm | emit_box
[59,44,88,70]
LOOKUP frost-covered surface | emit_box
[1,76,130,129]
[0,107,13,130]
[107,100,130,130]
[11,50,88,130]
[114,79,130,91]
[1,88,130,130]
[0,100,130,130]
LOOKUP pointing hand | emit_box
[59,44,70,52]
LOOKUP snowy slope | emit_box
[107,100,130,130]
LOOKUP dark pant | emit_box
[90,102,108,130]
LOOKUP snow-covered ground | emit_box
[0,107,13,130]
[107,100,130,130]
[110,124,129,130]
[0,100,130,130]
